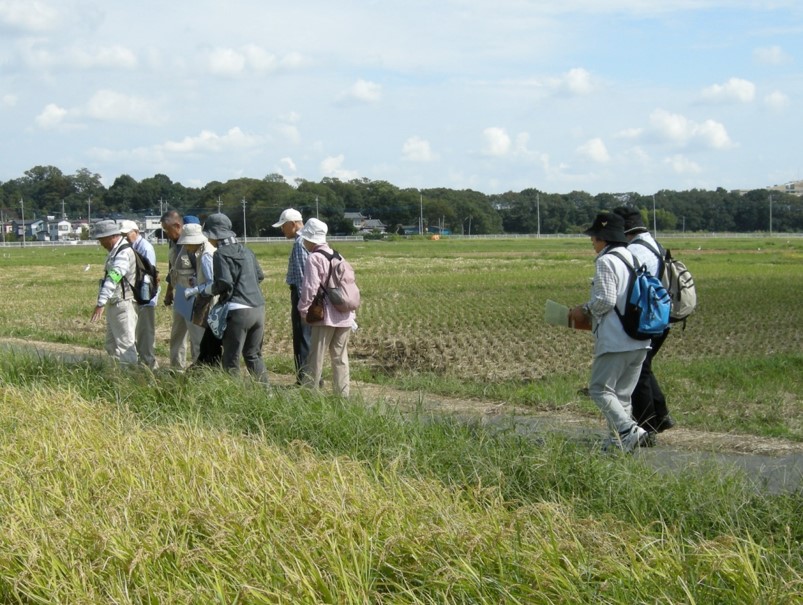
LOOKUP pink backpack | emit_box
[315,250,361,312]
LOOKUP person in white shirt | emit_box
[613,206,676,438]
[569,212,652,453]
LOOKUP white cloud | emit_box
[2,93,17,107]
[753,45,790,66]
[0,0,59,32]
[577,137,610,163]
[86,90,162,125]
[206,46,306,77]
[280,157,297,172]
[616,127,643,140]
[665,154,701,174]
[545,67,594,96]
[34,103,67,129]
[208,47,247,76]
[402,136,438,162]
[321,154,358,180]
[337,79,382,104]
[482,127,512,156]
[764,90,790,111]
[649,109,732,150]
[700,77,755,103]
[160,127,262,154]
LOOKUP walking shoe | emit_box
[655,416,676,433]
[620,425,651,453]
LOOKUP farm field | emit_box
[0,236,802,603]
[1,235,801,441]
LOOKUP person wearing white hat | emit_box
[272,208,311,384]
[297,218,355,396]
[120,219,159,369]
[89,219,138,365]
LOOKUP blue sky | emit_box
[1,0,801,195]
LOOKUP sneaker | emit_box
[655,416,676,433]
[620,425,650,453]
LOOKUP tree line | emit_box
[1,165,801,236]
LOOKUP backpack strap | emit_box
[631,239,665,280]
[112,241,137,296]
[313,249,343,293]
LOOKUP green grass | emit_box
[0,352,800,603]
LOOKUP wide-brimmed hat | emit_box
[202,213,236,240]
[272,208,303,228]
[177,223,207,245]
[92,219,121,239]
[298,218,328,245]
[119,219,139,234]
[613,206,648,235]
[583,212,628,244]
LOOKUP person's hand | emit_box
[184,286,199,299]
[164,288,174,306]
[90,305,104,323]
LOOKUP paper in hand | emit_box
[544,299,570,327]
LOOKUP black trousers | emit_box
[290,285,312,384]
[631,328,670,432]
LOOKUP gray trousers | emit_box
[135,304,158,369]
[589,348,648,435]
[105,299,138,365]
[222,306,268,383]
[304,325,351,397]
[169,307,205,369]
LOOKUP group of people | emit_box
[570,207,676,453]
[89,209,356,396]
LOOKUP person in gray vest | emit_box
[273,208,311,384]
[202,213,268,383]
[89,219,138,365]
[613,206,676,439]
[119,219,158,369]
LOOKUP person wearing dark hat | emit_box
[202,213,269,383]
[273,208,311,384]
[89,219,138,365]
[613,206,676,438]
[569,211,651,453]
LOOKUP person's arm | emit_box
[297,255,322,318]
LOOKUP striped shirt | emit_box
[285,235,308,288]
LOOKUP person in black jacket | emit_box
[202,213,268,383]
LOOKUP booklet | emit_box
[545,299,592,330]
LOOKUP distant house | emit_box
[360,218,386,233]
[48,219,73,241]
[344,212,366,229]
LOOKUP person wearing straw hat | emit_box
[297,218,355,397]
[273,207,311,384]
[569,211,651,453]
[119,219,159,369]
[89,219,138,365]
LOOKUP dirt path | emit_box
[3,337,802,492]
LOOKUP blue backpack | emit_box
[607,250,670,340]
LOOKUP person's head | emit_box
[160,210,183,242]
[583,211,628,254]
[177,222,207,253]
[298,217,328,251]
[92,219,123,251]
[119,219,140,244]
[202,213,236,245]
[272,208,304,239]
[612,206,648,241]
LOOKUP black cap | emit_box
[583,212,628,244]
[613,206,648,234]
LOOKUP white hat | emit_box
[177,222,207,245]
[298,218,328,245]
[272,208,303,228]
[119,219,139,234]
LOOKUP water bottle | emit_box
[140,274,153,302]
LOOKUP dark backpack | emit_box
[116,243,159,305]
[607,250,670,340]
[632,240,697,323]
[314,249,360,312]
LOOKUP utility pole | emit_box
[87,195,92,234]
[217,196,222,212]
[61,199,66,219]
[536,193,541,237]
[652,194,657,236]
[19,198,25,247]
[1,207,5,244]
[241,198,247,242]
[315,196,319,218]
[419,193,423,235]
[769,193,773,236]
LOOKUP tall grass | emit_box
[0,351,800,602]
